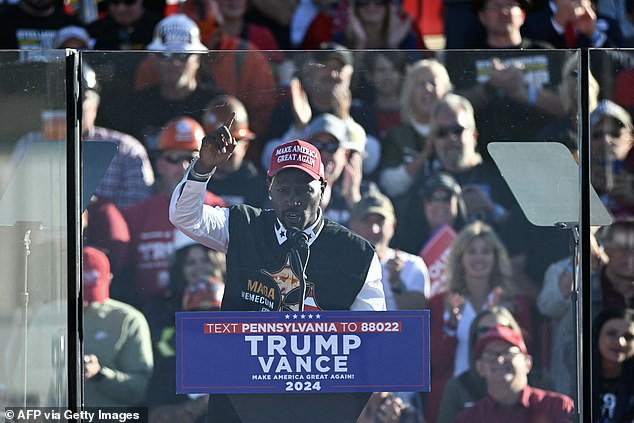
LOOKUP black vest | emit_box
[222,204,375,311]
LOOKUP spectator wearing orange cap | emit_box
[201,95,270,208]
[119,116,226,309]
[83,247,154,407]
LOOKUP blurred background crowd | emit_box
[1,0,634,421]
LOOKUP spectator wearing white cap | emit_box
[116,14,221,156]
[0,0,80,55]
[53,25,94,49]
[590,99,634,217]
[131,12,278,148]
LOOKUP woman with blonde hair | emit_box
[424,220,532,423]
[379,58,453,198]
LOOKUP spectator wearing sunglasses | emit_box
[264,43,378,175]
[294,112,373,227]
[120,116,226,310]
[390,172,467,297]
[132,12,277,149]
[425,94,516,226]
[117,14,222,157]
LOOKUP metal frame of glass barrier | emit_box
[0,50,79,410]
[0,47,618,421]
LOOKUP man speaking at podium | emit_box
[170,116,386,421]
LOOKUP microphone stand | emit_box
[288,229,310,312]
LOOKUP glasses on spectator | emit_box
[159,153,195,164]
[435,124,469,138]
[480,347,523,364]
[311,141,340,154]
[356,0,389,6]
[109,0,138,5]
[157,52,191,62]
[484,2,520,11]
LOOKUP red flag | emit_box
[419,225,457,297]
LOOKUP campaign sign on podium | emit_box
[176,310,430,394]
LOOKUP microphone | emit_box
[287,228,309,249]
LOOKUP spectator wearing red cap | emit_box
[452,325,574,423]
[170,122,386,421]
[120,116,226,308]
[83,247,154,407]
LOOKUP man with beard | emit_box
[262,43,378,176]
[426,93,515,225]
[423,93,568,301]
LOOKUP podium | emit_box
[177,310,430,423]
[227,393,371,423]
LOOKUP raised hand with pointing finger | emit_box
[194,112,236,174]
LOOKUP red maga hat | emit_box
[83,247,111,304]
[267,139,325,180]
[475,325,528,357]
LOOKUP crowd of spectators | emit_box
[2,0,634,421]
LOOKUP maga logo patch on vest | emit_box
[239,253,322,311]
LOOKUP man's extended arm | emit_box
[169,171,230,253]
[170,117,237,252]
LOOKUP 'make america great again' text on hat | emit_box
[267,139,325,180]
